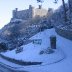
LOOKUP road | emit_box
[0,62,27,72]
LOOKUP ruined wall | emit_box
[12,5,48,20]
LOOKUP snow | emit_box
[0,28,72,72]
[1,28,65,64]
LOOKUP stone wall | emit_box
[55,26,72,40]
[33,8,48,17]
[16,10,30,19]
[12,5,48,20]
[12,8,32,20]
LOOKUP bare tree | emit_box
[62,0,68,22]
[54,0,68,23]
[37,0,44,3]
[36,0,68,23]
[68,0,72,24]
[36,0,44,8]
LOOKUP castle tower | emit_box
[12,8,18,18]
[29,5,34,18]
[39,5,42,9]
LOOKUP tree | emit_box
[68,0,72,24]
[68,0,72,12]
[62,0,68,23]
[54,0,68,23]
[37,0,44,3]
[0,42,8,52]
[36,0,44,9]
[36,0,68,24]
[54,0,58,3]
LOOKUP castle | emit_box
[11,5,48,21]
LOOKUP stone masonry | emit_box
[12,5,48,20]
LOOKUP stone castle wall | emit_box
[14,9,29,20]
[12,5,48,20]
[33,8,48,17]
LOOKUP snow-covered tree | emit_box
[68,0,72,12]
[68,0,72,24]
[54,0,68,23]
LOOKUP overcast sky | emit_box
[0,0,68,29]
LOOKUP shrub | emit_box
[0,42,8,52]
[39,48,54,55]
[39,50,44,54]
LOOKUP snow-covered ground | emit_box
[1,28,65,64]
[0,28,72,72]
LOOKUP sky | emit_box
[0,0,68,29]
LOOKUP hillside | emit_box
[0,1,72,50]
[0,16,53,50]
